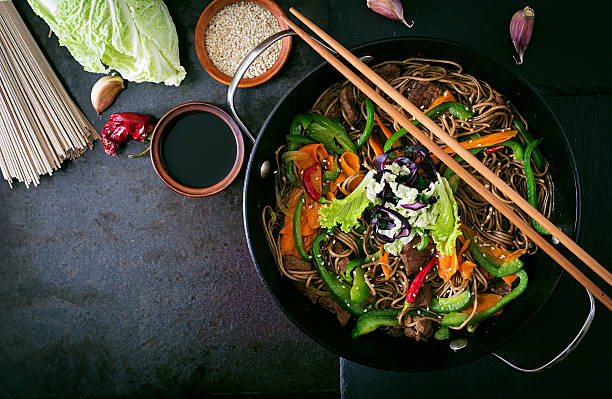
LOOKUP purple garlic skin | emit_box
[367,0,414,28]
[510,6,535,65]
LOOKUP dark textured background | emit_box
[0,1,610,398]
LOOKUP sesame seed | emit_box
[205,2,281,78]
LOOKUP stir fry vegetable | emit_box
[441,270,528,326]
[312,233,364,316]
[524,139,550,235]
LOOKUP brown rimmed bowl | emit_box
[194,0,292,88]
[150,102,244,197]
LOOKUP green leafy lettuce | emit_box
[319,170,376,233]
[428,175,462,256]
[27,0,186,85]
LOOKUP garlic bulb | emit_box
[367,0,413,28]
[91,75,125,115]
[510,6,535,65]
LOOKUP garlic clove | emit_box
[367,0,414,28]
[91,75,125,115]
[510,6,535,65]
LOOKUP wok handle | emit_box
[227,29,338,144]
[492,286,595,373]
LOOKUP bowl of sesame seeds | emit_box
[195,0,292,88]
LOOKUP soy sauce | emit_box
[161,112,237,188]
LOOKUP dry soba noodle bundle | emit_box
[0,2,98,188]
[263,58,552,341]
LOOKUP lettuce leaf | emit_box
[428,174,462,256]
[319,170,377,233]
[27,0,186,86]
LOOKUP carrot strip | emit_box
[457,238,470,261]
[379,247,390,280]
[440,130,518,156]
[374,112,393,139]
[368,134,384,156]
[339,152,360,175]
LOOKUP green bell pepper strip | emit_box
[350,267,369,304]
[293,195,313,261]
[355,99,375,149]
[383,102,475,152]
[351,308,440,338]
[285,115,314,187]
[312,233,364,316]
[429,290,473,313]
[351,308,401,338]
[434,326,450,340]
[412,101,475,128]
[498,139,524,161]
[306,123,345,154]
[291,114,313,135]
[310,113,357,154]
[513,119,545,170]
[524,139,550,235]
[383,128,407,153]
[285,140,300,187]
[416,233,430,251]
[286,134,317,145]
[323,155,341,181]
[441,270,528,326]
[341,257,366,283]
[468,240,524,277]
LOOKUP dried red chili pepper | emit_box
[101,112,153,156]
[405,256,436,304]
[484,145,505,155]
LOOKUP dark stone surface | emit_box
[1,0,611,398]
[1,1,338,398]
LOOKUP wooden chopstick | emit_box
[281,9,612,311]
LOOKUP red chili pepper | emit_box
[405,256,437,304]
[303,164,321,201]
[484,145,505,155]
[101,113,153,155]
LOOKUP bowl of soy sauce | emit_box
[150,102,244,197]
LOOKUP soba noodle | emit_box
[263,58,552,341]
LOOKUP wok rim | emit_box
[242,36,581,371]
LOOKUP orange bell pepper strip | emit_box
[459,260,476,279]
[462,293,504,316]
[502,273,519,285]
[379,247,390,280]
[438,248,459,282]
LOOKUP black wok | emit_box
[242,38,579,371]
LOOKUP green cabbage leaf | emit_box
[319,170,377,233]
[27,0,186,85]
[428,175,462,256]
